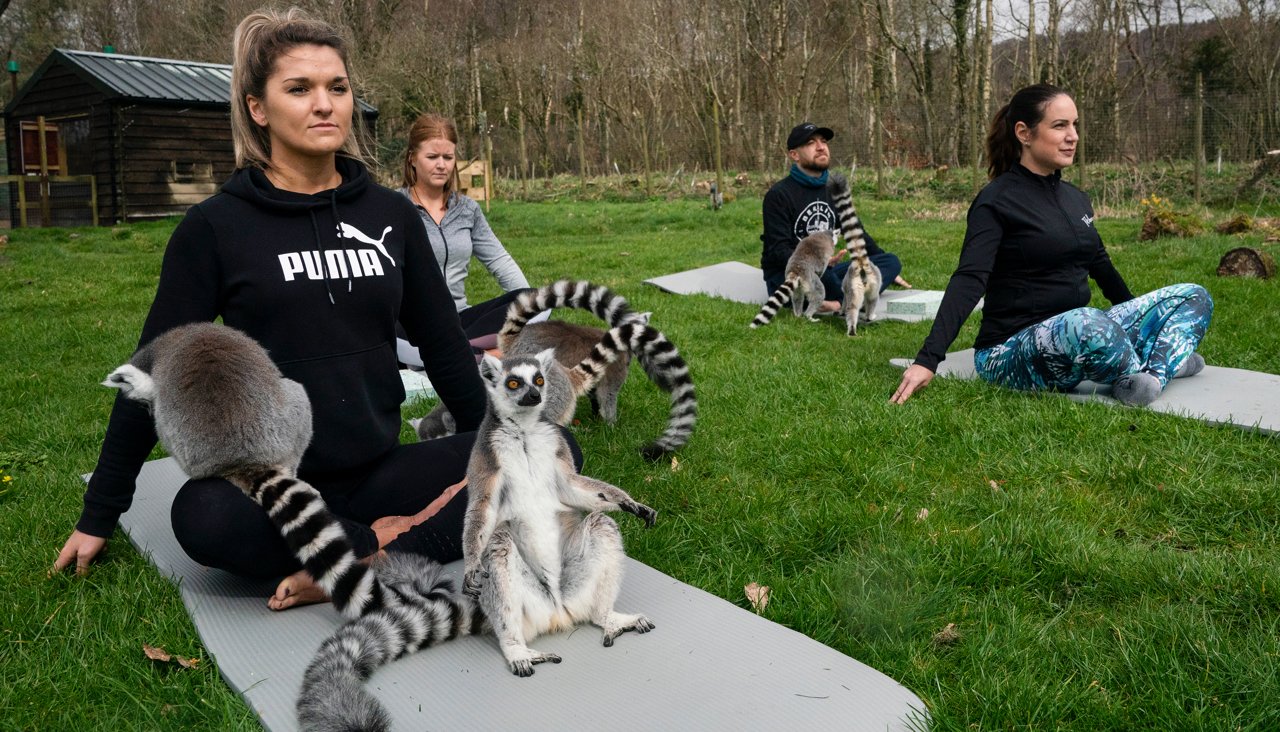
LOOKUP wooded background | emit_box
[2,0,1276,181]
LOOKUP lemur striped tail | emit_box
[230,467,487,731]
[500,280,635,352]
[296,554,487,732]
[226,466,384,620]
[571,322,698,459]
[749,279,798,328]
[504,281,697,458]
[827,173,873,283]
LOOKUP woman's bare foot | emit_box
[894,275,913,288]
[268,570,329,611]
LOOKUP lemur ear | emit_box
[479,353,503,383]
[534,348,556,370]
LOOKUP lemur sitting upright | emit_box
[463,349,658,676]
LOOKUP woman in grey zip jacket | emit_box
[397,113,536,356]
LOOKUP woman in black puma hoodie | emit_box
[54,9,565,609]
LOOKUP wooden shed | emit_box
[2,48,378,227]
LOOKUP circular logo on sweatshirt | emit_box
[795,201,836,241]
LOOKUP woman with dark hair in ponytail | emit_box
[891,84,1213,405]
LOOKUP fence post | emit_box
[1193,71,1204,205]
[872,86,884,197]
[17,176,26,228]
[89,176,99,227]
[37,116,52,226]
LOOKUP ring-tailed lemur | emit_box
[828,172,882,336]
[102,323,484,731]
[102,323,392,618]
[417,280,697,459]
[750,229,838,327]
[463,349,657,676]
[102,323,652,730]
[507,315,649,424]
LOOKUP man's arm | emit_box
[761,187,797,274]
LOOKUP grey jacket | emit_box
[399,188,529,311]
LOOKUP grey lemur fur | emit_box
[417,280,697,459]
[463,349,657,676]
[102,322,483,732]
[828,172,882,336]
[750,229,838,327]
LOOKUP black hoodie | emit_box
[913,163,1133,372]
[77,158,487,538]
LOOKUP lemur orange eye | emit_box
[535,376,545,386]
[506,379,520,389]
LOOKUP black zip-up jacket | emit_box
[914,163,1133,372]
[760,175,885,279]
[77,158,487,538]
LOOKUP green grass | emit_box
[2,193,1278,730]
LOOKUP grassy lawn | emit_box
[2,190,1278,730]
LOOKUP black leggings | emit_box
[170,430,584,580]
[458,289,531,341]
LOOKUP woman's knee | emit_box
[170,478,286,577]
[1177,283,1214,315]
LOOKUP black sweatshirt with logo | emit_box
[913,163,1134,372]
[760,175,886,280]
[77,158,487,538]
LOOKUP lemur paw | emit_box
[462,569,485,599]
[508,651,561,677]
[602,614,655,646]
[624,501,657,528]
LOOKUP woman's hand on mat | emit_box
[891,364,934,404]
[372,515,413,549]
[52,530,106,576]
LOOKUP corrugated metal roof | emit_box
[53,49,376,113]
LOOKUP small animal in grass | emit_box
[709,181,724,210]
[750,229,838,327]
[102,322,484,732]
[828,172,883,336]
[418,280,698,459]
[462,349,657,676]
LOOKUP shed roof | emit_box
[5,48,378,116]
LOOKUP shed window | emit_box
[170,160,213,183]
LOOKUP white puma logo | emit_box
[337,222,396,266]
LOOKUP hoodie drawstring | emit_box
[330,193,353,294]
[308,209,336,305]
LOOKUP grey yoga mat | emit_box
[103,458,929,731]
[643,260,968,322]
[891,349,1280,435]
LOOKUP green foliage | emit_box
[3,193,1278,730]
[1139,195,1206,240]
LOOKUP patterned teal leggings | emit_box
[973,284,1213,392]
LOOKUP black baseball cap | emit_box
[786,122,834,150]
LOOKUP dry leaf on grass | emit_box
[744,582,770,614]
[670,455,681,472]
[932,623,961,647]
[142,643,171,662]
[143,643,199,669]
[915,507,930,522]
